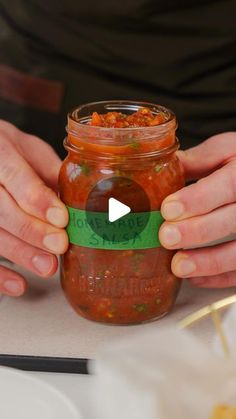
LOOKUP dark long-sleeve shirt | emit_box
[0,0,235,157]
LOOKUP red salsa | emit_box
[59,102,185,324]
[90,107,166,128]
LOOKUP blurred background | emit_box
[0,0,235,157]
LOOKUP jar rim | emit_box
[67,100,177,135]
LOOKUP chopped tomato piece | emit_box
[90,107,166,128]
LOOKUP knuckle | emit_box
[18,219,34,241]
[220,204,236,234]
[222,272,236,287]
[6,242,22,261]
[0,119,14,131]
[26,133,58,161]
[228,167,236,199]
[5,238,32,264]
[195,176,208,191]
[224,132,236,149]
[207,254,222,275]
[0,185,6,206]
[31,135,53,152]
[230,241,236,267]
[232,205,236,233]
[0,120,19,140]
[19,183,48,211]
[195,220,211,243]
[180,219,208,245]
[183,181,205,209]
[0,137,10,155]
[0,186,9,223]
[0,159,20,184]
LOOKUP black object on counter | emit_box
[0,354,89,374]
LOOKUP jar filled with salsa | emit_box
[59,101,185,324]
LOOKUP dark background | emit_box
[0,0,236,157]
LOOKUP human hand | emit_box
[0,121,68,296]
[159,132,236,288]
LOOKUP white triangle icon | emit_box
[108,198,131,222]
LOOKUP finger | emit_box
[0,137,68,228]
[177,132,236,180]
[0,265,26,296]
[159,203,236,249]
[171,241,236,278]
[0,228,58,277]
[0,120,61,191]
[161,163,236,221]
[190,271,236,288]
[0,186,68,254]
[18,133,61,192]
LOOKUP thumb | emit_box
[177,132,236,181]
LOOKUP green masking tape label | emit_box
[66,206,164,250]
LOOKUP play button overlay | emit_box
[85,176,151,245]
[66,177,164,250]
[108,198,131,222]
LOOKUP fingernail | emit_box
[3,280,23,296]
[43,233,67,253]
[160,225,181,246]
[46,207,68,228]
[162,201,184,220]
[175,258,196,277]
[32,254,54,275]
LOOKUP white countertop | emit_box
[1,263,236,418]
[1,264,235,360]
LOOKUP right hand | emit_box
[0,120,69,297]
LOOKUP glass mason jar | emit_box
[59,101,185,324]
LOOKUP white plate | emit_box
[0,366,81,419]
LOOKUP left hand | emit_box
[159,132,236,288]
